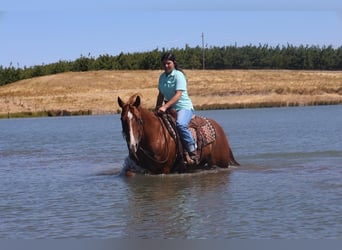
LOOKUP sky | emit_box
[1,0,342,67]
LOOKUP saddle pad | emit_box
[189,115,216,147]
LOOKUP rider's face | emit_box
[162,59,174,75]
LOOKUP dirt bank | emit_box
[1,69,341,116]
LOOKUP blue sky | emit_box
[1,0,342,67]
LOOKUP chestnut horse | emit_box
[118,95,239,175]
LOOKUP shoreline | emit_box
[1,101,341,119]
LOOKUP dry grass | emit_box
[1,69,342,115]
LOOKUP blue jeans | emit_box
[176,109,196,152]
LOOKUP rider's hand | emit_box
[158,105,167,114]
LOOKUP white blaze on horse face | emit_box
[127,111,138,153]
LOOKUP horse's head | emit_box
[118,95,143,158]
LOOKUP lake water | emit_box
[0,105,341,239]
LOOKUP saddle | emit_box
[158,111,216,165]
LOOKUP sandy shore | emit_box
[0,69,341,116]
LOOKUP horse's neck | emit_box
[140,107,158,127]
[140,108,162,140]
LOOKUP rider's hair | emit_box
[160,52,186,75]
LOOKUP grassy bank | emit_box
[0,69,341,118]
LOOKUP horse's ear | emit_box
[118,96,124,108]
[134,96,141,107]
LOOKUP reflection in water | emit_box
[122,170,231,238]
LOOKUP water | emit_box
[0,105,341,239]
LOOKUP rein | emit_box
[136,113,173,165]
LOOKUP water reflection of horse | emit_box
[118,94,239,175]
[122,170,232,237]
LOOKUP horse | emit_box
[117,94,239,175]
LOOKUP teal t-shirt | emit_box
[158,69,194,111]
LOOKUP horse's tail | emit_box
[208,118,240,168]
[228,147,240,166]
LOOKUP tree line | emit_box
[1,44,342,86]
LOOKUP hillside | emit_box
[0,70,342,116]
